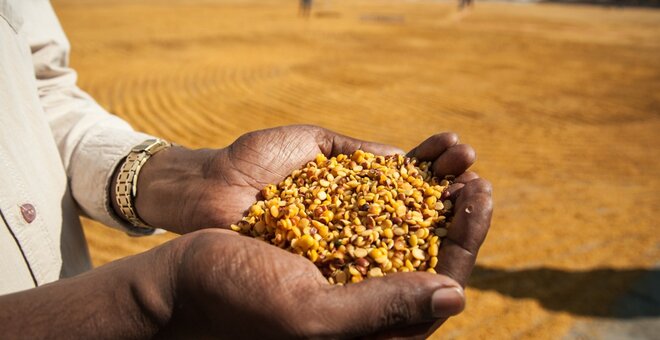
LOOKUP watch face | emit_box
[130,139,171,154]
[131,139,159,153]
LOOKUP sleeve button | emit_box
[20,203,36,224]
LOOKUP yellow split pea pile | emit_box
[231,150,454,285]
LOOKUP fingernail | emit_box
[431,287,465,318]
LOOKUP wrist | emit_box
[119,145,217,232]
[157,229,238,337]
[0,235,182,338]
[110,139,173,231]
[126,239,182,335]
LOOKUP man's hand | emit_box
[130,125,476,234]
[161,229,468,338]
[0,226,471,339]
[2,172,491,339]
[61,126,490,338]
[130,125,491,337]
[407,134,491,288]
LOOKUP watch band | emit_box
[115,139,171,229]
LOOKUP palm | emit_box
[200,125,402,226]
[206,126,327,226]
[171,229,470,338]
[198,125,480,240]
[226,126,325,190]
[217,126,493,288]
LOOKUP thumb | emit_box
[320,272,465,337]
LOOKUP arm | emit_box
[27,0,154,234]
[0,236,175,339]
[0,228,475,339]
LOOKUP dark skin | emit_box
[128,125,478,233]
[0,125,491,339]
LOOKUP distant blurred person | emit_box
[459,0,474,11]
[299,0,313,17]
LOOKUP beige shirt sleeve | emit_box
[24,0,156,235]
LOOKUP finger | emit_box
[320,129,405,156]
[455,171,480,183]
[432,144,476,177]
[320,272,465,337]
[443,172,480,199]
[406,132,458,161]
[445,183,465,199]
[435,178,493,287]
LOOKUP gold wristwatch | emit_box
[115,139,171,228]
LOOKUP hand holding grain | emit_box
[122,125,491,338]
[132,125,478,235]
[160,229,467,338]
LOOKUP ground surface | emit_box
[52,0,660,338]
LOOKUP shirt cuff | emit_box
[68,124,162,236]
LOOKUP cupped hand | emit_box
[135,126,492,338]
[159,229,466,339]
[134,125,477,234]
[407,133,492,287]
